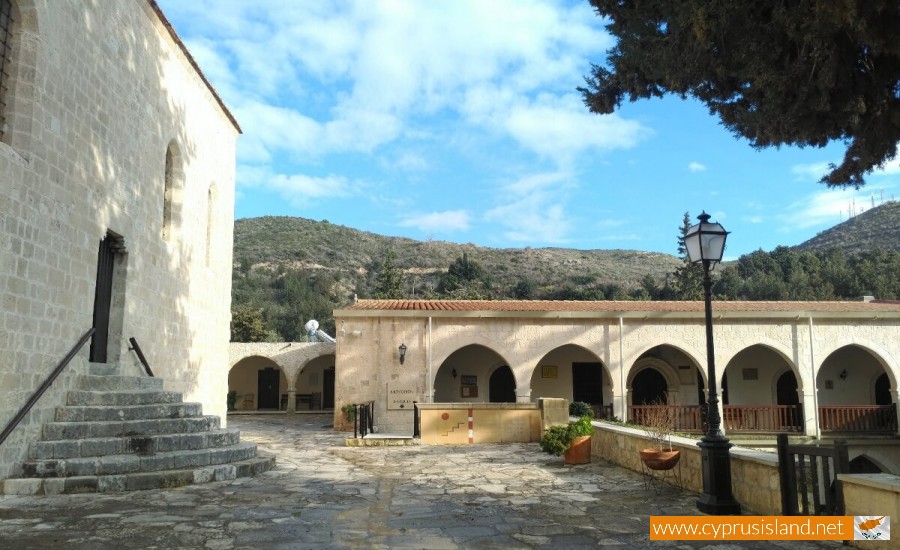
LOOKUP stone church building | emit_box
[0,0,238,481]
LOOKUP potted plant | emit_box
[637,398,680,470]
[226,390,237,412]
[540,415,594,465]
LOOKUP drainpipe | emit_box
[808,315,820,439]
[619,316,626,420]
[427,316,433,403]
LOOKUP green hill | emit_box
[795,200,900,254]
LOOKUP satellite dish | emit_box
[304,319,319,336]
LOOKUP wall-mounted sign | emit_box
[460,375,477,386]
[387,383,416,410]
[461,385,478,398]
[541,366,558,379]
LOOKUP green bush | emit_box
[569,401,594,418]
[539,425,572,456]
[539,416,594,456]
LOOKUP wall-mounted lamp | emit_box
[451,368,457,379]
[839,369,848,381]
[398,343,407,365]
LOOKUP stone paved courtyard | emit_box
[0,414,841,549]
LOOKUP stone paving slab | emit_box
[0,414,843,549]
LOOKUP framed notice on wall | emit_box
[460,375,477,386]
[541,366,558,379]
[461,385,478,398]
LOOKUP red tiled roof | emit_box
[339,299,900,315]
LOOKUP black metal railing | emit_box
[413,401,420,438]
[353,401,375,438]
[0,328,95,448]
[128,337,154,377]
[776,433,849,516]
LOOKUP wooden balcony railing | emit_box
[626,404,898,435]
[628,405,705,433]
[592,404,614,420]
[723,404,803,433]
[819,404,898,434]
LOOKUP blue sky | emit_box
[158,0,899,259]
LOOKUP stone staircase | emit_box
[1,365,274,495]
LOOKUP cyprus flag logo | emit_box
[854,516,890,541]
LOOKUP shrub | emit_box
[540,416,594,456]
[569,401,594,418]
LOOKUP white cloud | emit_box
[236,166,357,207]
[783,188,871,229]
[791,162,832,182]
[158,0,638,168]
[484,172,573,243]
[688,161,706,172]
[399,210,471,233]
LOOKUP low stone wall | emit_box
[592,420,900,542]
[591,422,782,514]
[418,403,541,445]
[839,473,900,549]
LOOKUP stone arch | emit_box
[721,339,800,389]
[528,343,612,408]
[433,343,512,403]
[228,355,288,411]
[162,139,184,242]
[848,454,886,474]
[722,343,803,406]
[816,341,898,392]
[431,336,515,373]
[817,343,897,406]
[629,341,706,388]
[0,0,39,153]
[628,357,680,404]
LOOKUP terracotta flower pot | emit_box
[564,435,592,465]
[639,448,680,470]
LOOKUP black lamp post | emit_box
[683,211,742,515]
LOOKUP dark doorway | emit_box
[257,368,280,409]
[323,366,335,409]
[875,373,891,406]
[489,366,516,403]
[849,455,883,474]
[776,371,800,406]
[632,368,667,405]
[90,232,125,363]
[572,362,603,406]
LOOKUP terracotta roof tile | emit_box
[341,299,900,314]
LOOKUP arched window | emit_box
[0,0,15,142]
[162,146,174,240]
[162,141,183,241]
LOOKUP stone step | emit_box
[55,402,203,422]
[20,441,259,478]
[76,375,163,391]
[67,390,183,407]
[1,455,275,495]
[87,363,120,376]
[42,416,220,441]
[29,428,242,459]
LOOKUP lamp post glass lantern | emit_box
[683,211,741,514]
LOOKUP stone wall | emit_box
[839,473,900,549]
[0,1,237,479]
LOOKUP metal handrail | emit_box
[0,328,95,448]
[128,337,154,377]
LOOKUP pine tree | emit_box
[672,212,704,300]
[373,249,404,299]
